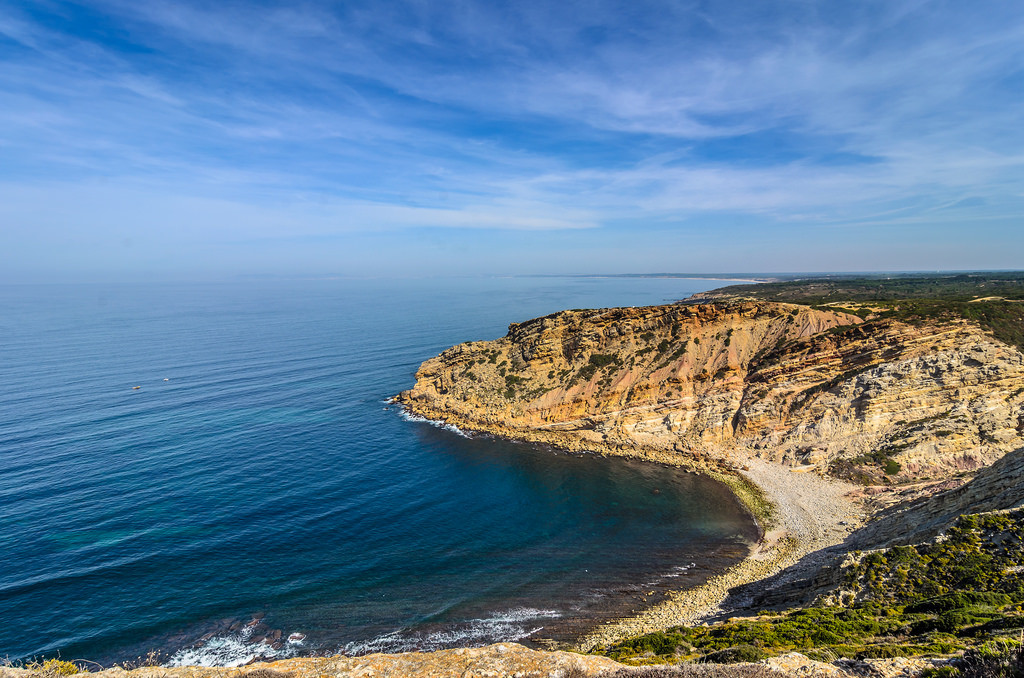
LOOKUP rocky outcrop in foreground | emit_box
[1,644,620,678]
[0,644,934,678]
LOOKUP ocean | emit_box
[0,276,758,666]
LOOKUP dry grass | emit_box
[608,665,776,678]
[238,670,293,678]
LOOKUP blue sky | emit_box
[1,0,1023,281]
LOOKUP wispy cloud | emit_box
[1,0,1022,278]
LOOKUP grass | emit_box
[598,510,1024,666]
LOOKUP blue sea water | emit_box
[0,276,758,666]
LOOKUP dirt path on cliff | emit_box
[574,459,864,651]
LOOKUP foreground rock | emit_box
[1,644,623,678]
[0,645,936,677]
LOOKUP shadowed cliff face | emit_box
[739,443,1024,612]
[399,301,1024,482]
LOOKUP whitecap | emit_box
[395,407,471,438]
[165,628,298,668]
[342,607,560,656]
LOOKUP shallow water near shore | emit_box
[0,276,757,666]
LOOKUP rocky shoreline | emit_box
[576,459,865,651]
[398,404,867,652]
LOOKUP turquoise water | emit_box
[0,277,757,665]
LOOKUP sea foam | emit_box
[394,404,471,438]
[165,625,302,668]
[342,607,560,656]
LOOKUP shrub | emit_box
[576,353,621,382]
[855,645,917,659]
[699,645,766,664]
[927,640,1024,677]
[26,659,79,677]
[614,630,689,656]
[907,592,1012,614]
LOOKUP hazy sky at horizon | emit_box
[2,0,1023,282]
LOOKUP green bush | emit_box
[699,645,766,664]
[855,645,916,659]
[600,510,1024,665]
[620,631,691,656]
[907,592,1012,614]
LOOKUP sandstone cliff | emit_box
[398,301,1024,486]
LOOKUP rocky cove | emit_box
[13,282,1024,678]
[387,291,1024,672]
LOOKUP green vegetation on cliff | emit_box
[598,511,1024,665]
[695,273,1024,350]
[699,273,1024,304]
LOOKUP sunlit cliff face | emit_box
[401,302,1024,483]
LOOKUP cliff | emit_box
[397,297,1024,657]
[20,290,1022,678]
[397,301,1024,487]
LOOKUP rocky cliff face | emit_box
[398,301,1024,484]
[733,443,1024,612]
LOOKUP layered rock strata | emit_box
[398,301,1024,484]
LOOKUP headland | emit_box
[394,273,1024,668]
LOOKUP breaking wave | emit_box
[393,405,471,438]
[342,607,561,656]
[165,625,304,668]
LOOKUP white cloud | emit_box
[1,0,1023,279]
